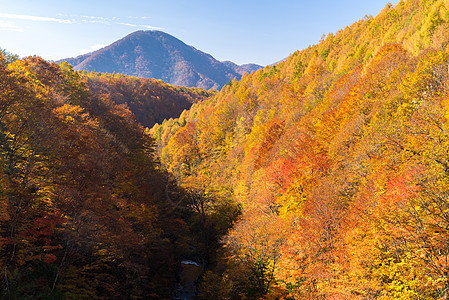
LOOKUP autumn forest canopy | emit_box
[2,0,449,299]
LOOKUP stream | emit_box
[174,259,203,300]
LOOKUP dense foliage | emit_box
[0,56,216,299]
[152,0,449,298]
[82,70,213,128]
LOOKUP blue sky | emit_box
[0,0,399,66]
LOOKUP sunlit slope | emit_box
[153,0,449,298]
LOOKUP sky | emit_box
[0,0,399,66]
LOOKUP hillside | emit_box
[82,71,213,128]
[152,0,449,298]
[0,56,231,299]
[60,30,263,90]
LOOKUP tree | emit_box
[224,211,289,297]
[0,48,19,65]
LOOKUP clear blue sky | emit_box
[0,0,399,66]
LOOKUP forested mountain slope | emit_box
[0,55,223,299]
[82,71,213,128]
[151,0,449,298]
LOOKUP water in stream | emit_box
[174,260,203,300]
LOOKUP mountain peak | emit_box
[59,31,262,90]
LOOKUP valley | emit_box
[1,0,449,299]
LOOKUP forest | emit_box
[0,55,220,299]
[152,0,449,298]
[2,0,449,299]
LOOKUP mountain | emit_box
[152,0,449,298]
[60,30,262,90]
[221,60,263,75]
